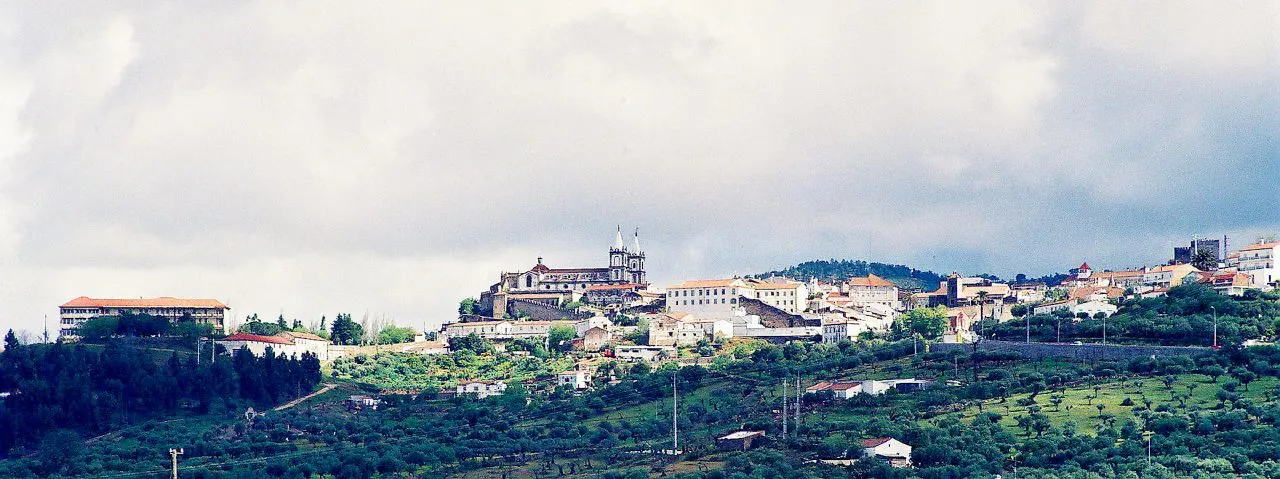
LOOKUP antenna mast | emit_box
[672,371,679,454]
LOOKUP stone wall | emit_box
[737,297,812,328]
[507,298,591,321]
[932,340,1211,361]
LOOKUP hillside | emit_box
[6,338,1280,478]
[756,259,944,290]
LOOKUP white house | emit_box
[456,380,508,399]
[806,379,933,398]
[648,313,708,346]
[684,317,734,341]
[750,280,810,314]
[862,437,912,467]
[556,370,592,390]
[1033,299,1077,316]
[277,331,330,361]
[1071,300,1118,318]
[821,319,867,344]
[614,345,675,362]
[216,332,329,360]
[665,279,753,317]
[844,275,901,309]
[1143,264,1200,288]
[575,316,613,336]
[1238,241,1279,287]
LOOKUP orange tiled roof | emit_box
[1241,241,1280,251]
[752,283,803,289]
[669,279,741,289]
[847,274,896,288]
[222,333,292,345]
[862,437,893,447]
[60,296,228,309]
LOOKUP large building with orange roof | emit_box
[59,296,229,339]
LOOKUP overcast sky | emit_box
[1,1,1277,338]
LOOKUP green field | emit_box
[942,373,1278,433]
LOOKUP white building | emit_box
[575,316,613,336]
[59,296,229,340]
[556,370,592,390]
[806,379,933,398]
[821,318,869,344]
[1143,264,1200,289]
[648,313,707,346]
[844,275,901,309]
[1033,299,1077,316]
[862,437,912,467]
[456,380,508,399]
[216,333,329,360]
[665,279,753,317]
[1071,300,1118,319]
[750,280,809,313]
[683,317,734,341]
[441,320,576,344]
[1238,241,1279,287]
[614,345,675,362]
[277,331,330,361]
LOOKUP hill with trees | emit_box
[756,259,944,290]
[5,329,1280,478]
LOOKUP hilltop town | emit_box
[3,230,1280,478]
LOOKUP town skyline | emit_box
[1,2,1276,337]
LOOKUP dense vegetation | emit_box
[757,259,944,290]
[991,283,1280,345]
[0,337,321,475]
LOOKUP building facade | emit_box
[844,275,901,309]
[59,296,229,339]
[1238,241,1278,287]
[481,228,648,318]
[665,279,753,317]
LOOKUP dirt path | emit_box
[274,383,337,411]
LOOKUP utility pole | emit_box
[781,378,788,439]
[1211,306,1218,349]
[672,372,678,454]
[795,376,801,436]
[169,448,184,479]
[1102,315,1107,345]
[1026,313,1031,343]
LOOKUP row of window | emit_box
[671,298,737,306]
[673,288,728,297]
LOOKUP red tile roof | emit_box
[222,333,293,345]
[60,296,228,309]
[862,437,893,448]
[1079,262,1091,271]
[847,274,896,288]
[1241,241,1280,251]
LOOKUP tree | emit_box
[458,297,478,316]
[904,306,948,339]
[277,314,288,329]
[1192,248,1218,271]
[37,429,85,476]
[975,291,990,336]
[1011,304,1029,318]
[2,329,17,351]
[330,313,364,345]
[377,325,417,345]
[548,325,577,353]
[77,316,120,341]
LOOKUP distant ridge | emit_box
[754,259,944,291]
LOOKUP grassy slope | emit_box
[942,374,1278,433]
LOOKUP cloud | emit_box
[0,1,1275,337]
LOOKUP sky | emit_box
[0,1,1277,338]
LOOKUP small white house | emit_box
[614,345,675,362]
[556,370,592,390]
[862,437,912,467]
[575,316,613,336]
[1070,300,1118,319]
[456,380,508,399]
